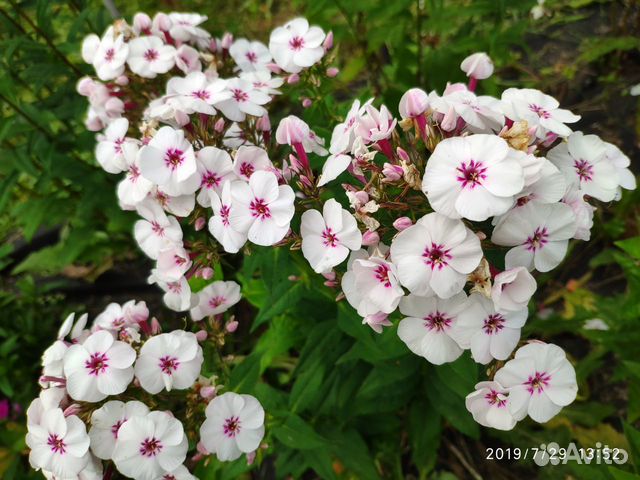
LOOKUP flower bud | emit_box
[76,77,95,96]
[195,330,208,342]
[200,385,216,400]
[326,67,339,78]
[440,106,457,132]
[256,114,271,132]
[398,88,429,119]
[63,404,81,417]
[396,147,410,163]
[221,32,233,50]
[460,52,494,80]
[150,317,162,335]
[382,162,403,182]
[266,62,282,74]
[301,97,312,108]
[287,73,300,84]
[133,12,152,33]
[323,31,334,51]
[226,320,239,333]
[361,230,380,246]
[115,75,129,86]
[214,117,225,132]
[276,115,309,145]
[200,267,214,280]
[393,216,413,231]
[152,12,171,32]
[195,217,206,231]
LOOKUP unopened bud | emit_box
[195,330,208,342]
[382,162,403,182]
[361,230,380,246]
[326,67,339,78]
[150,317,162,334]
[287,73,300,84]
[200,267,214,280]
[221,32,233,50]
[200,385,216,399]
[195,217,206,231]
[301,97,312,108]
[323,31,334,51]
[214,117,225,132]
[393,216,413,231]
[225,320,238,333]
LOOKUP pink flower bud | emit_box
[440,106,457,132]
[323,31,334,51]
[226,320,239,333]
[396,147,410,163]
[398,88,429,119]
[354,191,369,205]
[460,52,494,80]
[299,175,314,189]
[63,404,81,417]
[85,116,103,132]
[195,330,208,342]
[76,77,94,96]
[362,312,392,334]
[104,97,124,116]
[133,13,152,33]
[246,451,257,466]
[287,73,300,84]
[214,117,225,132]
[382,162,403,181]
[200,267,214,280]
[150,317,162,335]
[302,97,312,108]
[266,62,282,74]
[326,67,339,78]
[443,82,467,95]
[221,32,233,50]
[152,12,171,32]
[393,216,413,231]
[194,216,206,231]
[200,385,216,399]
[275,115,310,145]
[115,75,129,86]
[196,441,210,456]
[256,114,271,132]
[361,230,380,246]
[208,38,218,53]
[322,271,336,281]
[288,153,303,174]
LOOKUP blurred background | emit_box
[0,0,639,478]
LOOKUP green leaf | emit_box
[409,398,441,473]
[272,414,327,450]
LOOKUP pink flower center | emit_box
[246,51,258,63]
[526,227,548,251]
[573,159,594,182]
[47,433,66,454]
[201,170,221,189]
[158,355,180,375]
[239,162,255,178]
[529,104,551,119]
[289,36,305,51]
[223,416,241,437]
[424,311,452,332]
[422,243,452,270]
[482,313,505,335]
[111,419,125,439]
[374,264,392,287]
[321,228,339,247]
[192,89,210,100]
[139,437,163,457]
[220,204,231,226]
[144,49,158,61]
[484,389,508,407]
[250,198,271,219]
[165,148,185,170]
[232,88,249,102]
[151,221,165,236]
[209,296,226,308]
[168,281,182,293]
[456,159,487,189]
[104,48,115,62]
[128,164,141,181]
[85,352,109,376]
[525,371,551,395]
[114,137,125,154]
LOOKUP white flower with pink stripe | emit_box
[209,181,249,253]
[491,201,576,272]
[494,342,577,423]
[195,146,237,207]
[63,330,136,402]
[112,410,188,480]
[127,35,176,78]
[89,400,150,460]
[390,212,482,299]
[301,198,362,273]
[200,392,265,461]
[190,280,242,321]
[269,17,325,73]
[26,408,90,478]
[465,381,516,431]
[134,331,203,394]
[229,171,295,246]
[423,135,525,221]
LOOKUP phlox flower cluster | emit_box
[70,8,636,454]
[27,299,265,479]
[77,12,334,319]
